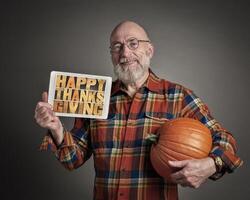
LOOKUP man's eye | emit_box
[113,44,121,50]
[128,40,138,48]
[130,42,137,47]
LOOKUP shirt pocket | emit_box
[143,112,169,138]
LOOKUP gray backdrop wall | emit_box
[1,0,249,199]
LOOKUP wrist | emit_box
[207,157,216,175]
[210,155,224,173]
[50,125,64,145]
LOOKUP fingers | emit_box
[169,159,205,189]
[175,178,199,188]
[35,104,54,119]
[34,95,56,129]
[42,91,48,103]
[35,91,51,111]
[34,92,64,144]
[35,101,52,112]
[35,91,52,112]
[171,170,186,181]
[171,169,197,188]
[36,107,55,121]
[35,107,56,129]
[37,114,53,128]
[168,160,188,168]
[170,160,191,186]
[170,167,191,182]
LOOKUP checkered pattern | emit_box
[40,69,242,200]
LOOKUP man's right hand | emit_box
[34,91,64,145]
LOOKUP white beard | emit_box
[114,53,151,85]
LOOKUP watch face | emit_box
[215,157,223,166]
[214,157,223,172]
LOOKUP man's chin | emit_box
[120,62,138,71]
[114,60,150,84]
[119,69,149,84]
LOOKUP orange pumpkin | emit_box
[150,118,212,181]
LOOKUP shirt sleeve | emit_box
[180,87,243,180]
[40,118,93,171]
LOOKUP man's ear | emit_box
[146,43,154,59]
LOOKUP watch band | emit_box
[213,156,224,173]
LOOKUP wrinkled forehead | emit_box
[110,23,149,44]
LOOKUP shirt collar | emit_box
[111,68,162,96]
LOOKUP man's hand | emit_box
[168,157,216,188]
[34,92,64,145]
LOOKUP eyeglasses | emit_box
[110,37,150,53]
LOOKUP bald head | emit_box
[110,21,154,85]
[110,21,150,44]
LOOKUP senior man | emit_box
[35,21,242,200]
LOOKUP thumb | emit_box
[168,160,189,168]
[42,91,48,102]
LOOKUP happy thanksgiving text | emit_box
[53,75,106,116]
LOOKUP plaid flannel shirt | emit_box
[40,69,243,200]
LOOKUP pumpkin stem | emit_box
[146,133,159,144]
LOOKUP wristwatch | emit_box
[213,156,224,173]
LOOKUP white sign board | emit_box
[48,71,112,119]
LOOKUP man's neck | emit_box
[124,70,149,97]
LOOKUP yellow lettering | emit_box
[63,101,69,112]
[78,102,84,114]
[88,91,97,103]
[72,89,79,102]
[53,100,64,112]
[76,77,86,89]
[56,75,66,88]
[96,91,104,104]
[97,79,105,91]
[80,90,88,102]
[86,78,96,90]
[55,88,63,100]
[63,88,72,100]
[69,102,78,113]
[93,104,103,116]
[66,76,76,88]
[83,102,94,115]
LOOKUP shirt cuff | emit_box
[39,130,75,153]
[208,146,243,180]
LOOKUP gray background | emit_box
[1,0,249,199]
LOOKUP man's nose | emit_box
[120,44,131,57]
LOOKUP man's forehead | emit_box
[110,22,149,43]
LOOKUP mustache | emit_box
[119,57,137,64]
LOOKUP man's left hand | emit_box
[168,157,216,188]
